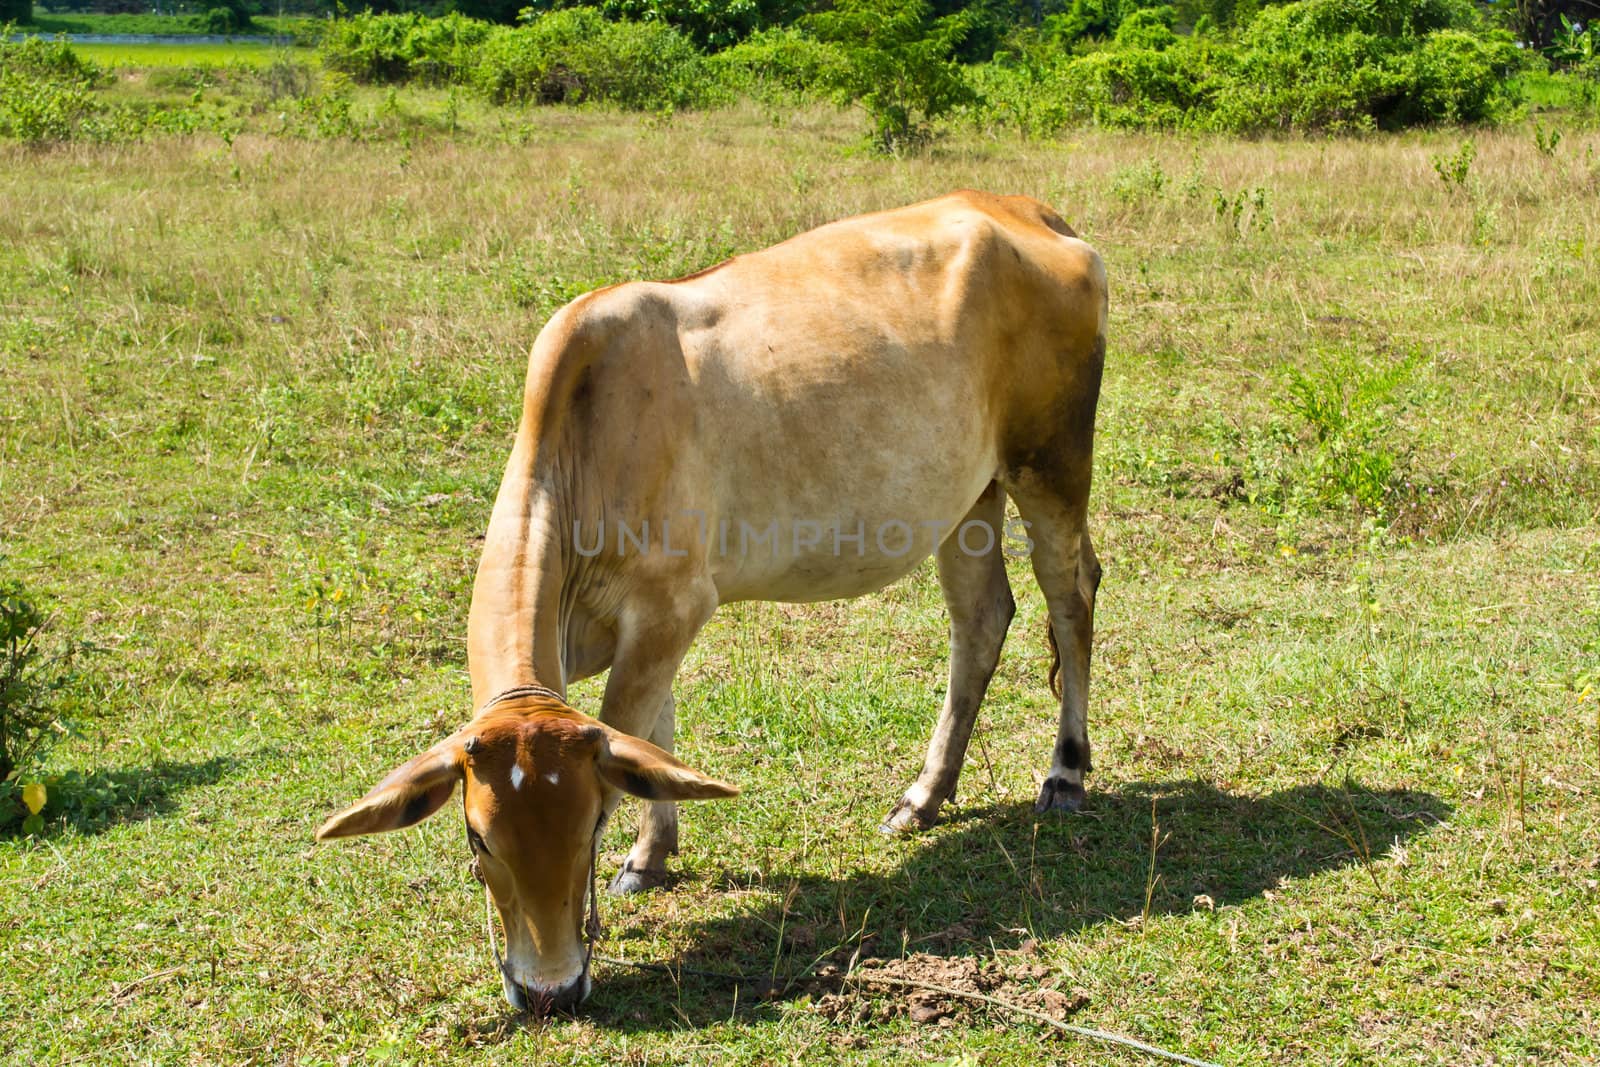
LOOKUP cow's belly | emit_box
[696,361,1001,604]
[706,486,993,604]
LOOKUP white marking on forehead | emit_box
[543,770,560,786]
[509,764,526,791]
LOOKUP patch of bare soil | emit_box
[812,948,1089,1031]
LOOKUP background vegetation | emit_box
[2,84,1599,1062]
[8,0,1600,146]
[2,0,1599,1060]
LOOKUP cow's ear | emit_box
[596,728,739,802]
[316,736,466,840]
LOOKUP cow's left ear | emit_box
[316,734,467,840]
[597,728,739,802]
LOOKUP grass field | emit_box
[69,41,309,68]
[1,102,1598,1064]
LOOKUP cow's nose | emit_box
[503,971,589,1014]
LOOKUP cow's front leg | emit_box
[599,583,714,895]
[611,692,681,894]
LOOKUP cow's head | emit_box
[315,697,737,1012]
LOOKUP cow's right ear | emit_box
[316,736,466,841]
[596,727,740,802]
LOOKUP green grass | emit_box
[69,40,309,68]
[0,100,1598,1064]
[1512,68,1600,114]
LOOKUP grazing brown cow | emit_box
[317,190,1108,1012]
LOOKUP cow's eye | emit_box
[467,827,491,856]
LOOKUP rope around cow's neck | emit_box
[480,682,565,713]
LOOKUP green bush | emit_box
[1277,351,1420,515]
[319,9,709,111]
[313,3,1528,135]
[0,572,84,835]
[1051,35,1229,129]
[1400,29,1522,122]
[966,0,1522,134]
[524,0,805,51]
[711,26,849,97]
[803,0,976,152]
[1114,6,1179,50]
[1048,0,1178,44]
[475,9,709,108]
[319,12,494,86]
[201,6,250,35]
[1213,0,1521,130]
[0,34,102,143]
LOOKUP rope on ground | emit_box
[593,953,1224,1067]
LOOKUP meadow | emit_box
[63,41,307,68]
[1,93,1598,1064]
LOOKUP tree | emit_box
[201,0,258,35]
[0,0,33,26]
[804,0,976,152]
[1493,0,1600,49]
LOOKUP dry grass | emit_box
[1,104,1598,1064]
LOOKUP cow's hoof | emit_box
[608,863,669,895]
[880,797,937,835]
[1034,776,1086,814]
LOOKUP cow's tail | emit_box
[1045,620,1062,699]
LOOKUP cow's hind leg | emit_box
[884,483,1015,832]
[1010,480,1100,813]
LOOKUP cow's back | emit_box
[544,192,1106,602]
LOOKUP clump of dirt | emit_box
[811,951,1088,1030]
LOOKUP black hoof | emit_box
[880,797,937,835]
[608,863,668,895]
[1034,777,1086,814]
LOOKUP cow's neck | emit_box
[466,431,581,709]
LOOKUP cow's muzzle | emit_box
[503,969,591,1014]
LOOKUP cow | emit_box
[316,190,1108,1013]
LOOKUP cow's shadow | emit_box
[571,779,1448,1033]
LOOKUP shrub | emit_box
[966,0,1523,135]
[1277,350,1420,514]
[1114,6,1179,50]
[524,0,805,51]
[475,9,709,109]
[711,26,849,97]
[803,0,976,152]
[1052,35,1229,128]
[963,56,1077,137]
[0,572,85,835]
[319,11,494,86]
[1213,0,1521,131]
[0,34,103,143]
[1047,0,1173,44]
[1399,28,1522,122]
[202,7,245,35]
